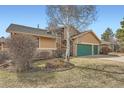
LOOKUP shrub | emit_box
[54,50,62,58]
[7,34,37,72]
[34,51,50,59]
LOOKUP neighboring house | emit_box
[6,24,101,57]
[0,37,6,51]
[100,40,111,54]
[101,40,111,48]
[100,40,118,52]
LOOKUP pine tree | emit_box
[116,18,124,52]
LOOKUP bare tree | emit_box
[47,19,58,34]
[46,5,97,62]
[7,34,37,72]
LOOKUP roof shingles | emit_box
[6,24,57,38]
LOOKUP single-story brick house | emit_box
[6,24,101,57]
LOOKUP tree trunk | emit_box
[65,26,70,62]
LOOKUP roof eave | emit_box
[8,31,57,39]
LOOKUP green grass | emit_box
[1,57,124,87]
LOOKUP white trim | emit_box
[37,48,57,50]
[98,45,100,54]
[75,44,77,56]
[92,44,94,55]
[75,38,78,56]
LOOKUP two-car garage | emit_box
[72,31,101,56]
[77,44,99,56]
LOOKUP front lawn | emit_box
[1,57,124,87]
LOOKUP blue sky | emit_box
[0,5,124,38]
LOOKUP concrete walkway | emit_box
[98,56,124,62]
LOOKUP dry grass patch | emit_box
[1,57,124,87]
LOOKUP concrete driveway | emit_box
[78,55,124,62]
[98,56,124,62]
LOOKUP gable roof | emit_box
[71,31,88,38]
[6,24,57,38]
[72,30,101,43]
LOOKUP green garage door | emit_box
[94,45,98,55]
[77,44,92,56]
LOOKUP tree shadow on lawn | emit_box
[75,64,124,83]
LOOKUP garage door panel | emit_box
[77,44,92,56]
